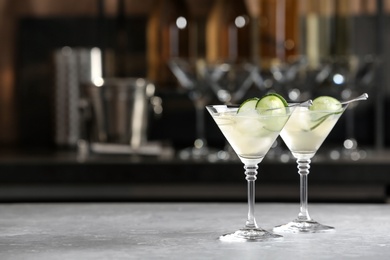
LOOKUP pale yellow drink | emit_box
[212,107,290,161]
[281,106,344,159]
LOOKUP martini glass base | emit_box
[273,219,335,233]
[219,228,283,242]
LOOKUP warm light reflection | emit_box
[176,16,187,29]
[90,47,102,82]
[93,77,104,87]
[234,16,246,28]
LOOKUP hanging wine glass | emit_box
[169,58,216,160]
[161,0,217,160]
[207,60,255,104]
[312,55,377,161]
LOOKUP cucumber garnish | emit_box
[256,93,288,115]
[309,96,342,131]
[237,97,259,113]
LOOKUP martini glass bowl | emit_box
[206,104,293,241]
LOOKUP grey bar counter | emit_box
[1,203,390,259]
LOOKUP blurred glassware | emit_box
[255,56,308,100]
[339,55,377,161]
[205,60,256,160]
[207,60,255,104]
[169,58,216,160]
[77,77,169,158]
[53,47,103,148]
[311,55,377,160]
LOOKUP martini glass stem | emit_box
[297,158,311,221]
[195,102,206,144]
[194,98,208,148]
[244,164,258,229]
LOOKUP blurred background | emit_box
[0,0,389,203]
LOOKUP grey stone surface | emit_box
[0,203,390,259]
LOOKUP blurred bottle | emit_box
[301,0,353,69]
[146,0,190,88]
[349,0,376,55]
[332,0,352,56]
[300,0,331,69]
[186,0,214,59]
[206,0,251,62]
[258,0,300,65]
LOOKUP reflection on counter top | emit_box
[0,148,389,203]
[1,145,390,164]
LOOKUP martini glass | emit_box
[273,94,368,233]
[169,58,214,159]
[206,104,293,241]
[206,60,255,105]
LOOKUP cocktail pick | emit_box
[341,93,368,105]
[262,100,312,114]
[289,99,313,107]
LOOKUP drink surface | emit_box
[281,106,343,158]
[211,107,290,160]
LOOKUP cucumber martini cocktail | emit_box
[207,93,294,242]
[274,93,368,233]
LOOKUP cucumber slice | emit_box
[237,97,259,113]
[256,93,288,115]
[309,96,342,130]
[256,93,288,131]
[310,96,341,111]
